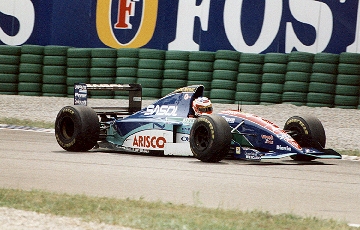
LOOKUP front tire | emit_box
[190,114,232,162]
[284,115,326,161]
[55,105,100,151]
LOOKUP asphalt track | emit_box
[1,129,360,225]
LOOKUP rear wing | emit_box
[74,83,142,115]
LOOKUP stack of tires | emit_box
[137,49,165,99]
[90,48,117,98]
[187,51,215,98]
[18,45,44,96]
[282,51,314,106]
[42,45,69,97]
[307,53,339,107]
[0,45,21,95]
[161,50,189,96]
[210,50,240,104]
[335,52,360,109]
[260,53,287,105]
[236,53,264,104]
[114,48,139,99]
[66,48,92,97]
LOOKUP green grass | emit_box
[0,117,54,129]
[339,149,360,157]
[0,189,354,230]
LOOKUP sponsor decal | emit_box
[74,93,87,98]
[74,100,86,106]
[276,145,292,151]
[114,0,139,29]
[74,84,88,106]
[242,147,262,160]
[180,136,189,142]
[4,0,360,53]
[222,116,235,123]
[261,134,274,144]
[96,0,158,48]
[182,118,195,124]
[175,132,190,142]
[236,146,241,154]
[132,135,166,148]
[0,0,35,45]
[181,126,191,133]
[62,108,75,115]
[74,84,87,90]
[144,105,178,116]
[168,0,360,53]
[94,0,360,53]
[246,154,261,160]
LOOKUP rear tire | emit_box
[55,105,100,151]
[284,115,326,161]
[190,115,232,162]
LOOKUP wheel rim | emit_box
[193,125,210,151]
[60,117,74,140]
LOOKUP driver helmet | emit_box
[192,97,213,116]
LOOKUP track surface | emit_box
[1,129,359,224]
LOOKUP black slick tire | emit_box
[190,114,232,162]
[55,106,100,151]
[284,115,326,161]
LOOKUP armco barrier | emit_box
[0,45,359,109]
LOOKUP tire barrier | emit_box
[307,53,339,108]
[90,48,117,98]
[210,50,240,104]
[188,51,215,98]
[236,53,264,105]
[42,45,69,97]
[282,52,314,106]
[18,45,44,96]
[335,53,360,109]
[137,49,165,99]
[0,46,21,95]
[114,48,140,99]
[66,48,92,96]
[0,45,359,109]
[162,50,189,97]
[260,53,287,105]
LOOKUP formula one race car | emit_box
[55,84,341,162]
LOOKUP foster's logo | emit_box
[96,0,158,48]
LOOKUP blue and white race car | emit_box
[55,84,341,162]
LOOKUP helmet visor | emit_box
[198,106,213,113]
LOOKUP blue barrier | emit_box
[2,1,360,54]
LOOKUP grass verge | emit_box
[339,149,360,157]
[0,117,54,129]
[0,188,354,230]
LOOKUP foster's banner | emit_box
[1,0,360,54]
